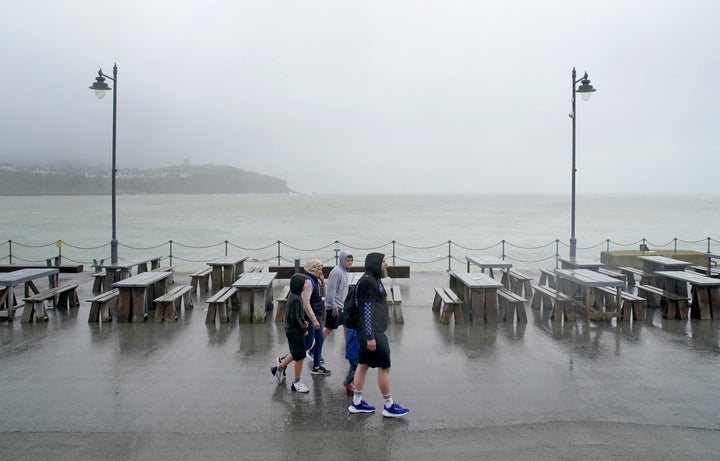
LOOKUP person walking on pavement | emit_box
[324,251,353,341]
[347,252,409,418]
[302,259,331,376]
[271,273,311,393]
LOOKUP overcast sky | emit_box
[1,1,718,194]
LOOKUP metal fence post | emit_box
[169,240,173,267]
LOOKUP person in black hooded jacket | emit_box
[271,273,311,393]
[347,252,409,418]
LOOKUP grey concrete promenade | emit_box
[1,270,719,460]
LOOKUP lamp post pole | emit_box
[569,67,596,259]
[89,64,119,264]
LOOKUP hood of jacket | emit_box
[289,273,306,294]
[364,252,384,279]
[337,250,353,272]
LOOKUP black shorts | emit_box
[286,330,307,361]
[324,309,343,330]
[358,331,391,369]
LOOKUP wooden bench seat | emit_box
[151,266,175,284]
[274,285,290,322]
[387,285,403,324]
[22,283,80,323]
[91,271,107,294]
[618,266,654,287]
[501,269,534,298]
[531,284,575,321]
[598,267,627,286]
[688,265,720,277]
[432,287,463,324]
[538,269,557,289]
[189,267,212,296]
[153,285,193,323]
[497,287,527,323]
[635,284,689,319]
[87,289,119,322]
[205,286,237,324]
[595,286,645,321]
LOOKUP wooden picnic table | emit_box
[232,271,276,323]
[655,270,720,320]
[557,257,603,271]
[637,255,692,274]
[466,256,512,278]
[112,270,173,322]
[555,269,624,322]
[207,255,248,291]
[449,271,503,323]
[0,268,59,321]
[100,256,162,291]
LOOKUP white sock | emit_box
[353,391,362,405]
[383,393,393,407]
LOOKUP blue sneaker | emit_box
[348,400,375,414]
[382,402,409,418]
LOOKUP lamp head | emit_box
[577,72,596,101]
[89,69,111,99]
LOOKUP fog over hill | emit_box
[0,163,291,195]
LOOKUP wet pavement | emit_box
[1,271,719,460]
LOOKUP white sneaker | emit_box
[291,381,310,393]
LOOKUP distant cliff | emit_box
[0,163,292,195]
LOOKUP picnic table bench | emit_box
[205,286,237,324]
[635,284,689,319]
[538,269,558,289]
[153,285,193,323]
[432,287,463,324]
[618,266,654,287]
[112,270,173,323]
[387,285,403,324]
[595,286,645,321]
[274,285,291,322]
[21,283,80,323]
[449,271,503,323]
[500,269,533,297]
[189,266,212,296]
[497,287,527,323]
[87,289,119,322]
[0,268,59,321]
[531,284,575,321]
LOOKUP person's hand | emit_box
[313,320,320,329]
[304,321,309,327]
[367,339,376,351]
[303,330,308,336]
[331,309,339,318]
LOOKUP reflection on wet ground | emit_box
[1,271,718,459]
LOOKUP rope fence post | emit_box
[224,240,228,256]
[501,240,506,260]
[9,239,13,265]
[555,239,559,269]
[277,241,281,266]
[392,240,397,265]
[169,240,173,267]
[673,237,678,253]
[447,240,452,272]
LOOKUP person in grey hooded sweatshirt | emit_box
[323,250,353,339]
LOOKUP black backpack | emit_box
[342,282,360,328]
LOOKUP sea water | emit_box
[1,193,718,271]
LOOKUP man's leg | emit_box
[378,367,391,395]
[354,363,368,391]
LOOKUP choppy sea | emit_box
[1,193,718,271]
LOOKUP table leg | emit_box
[116,289,132,322]
[131,287,147,323]
[470,289,485,323]
[485,288,498,323]
[238,289,252,323]
[211,267,223,292]
[709,286,720,319]
[222,265,234,287]
[695,287,712,320]
[252,290,267,323]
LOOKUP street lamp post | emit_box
[89,64,119,264]
[569,67,596,259]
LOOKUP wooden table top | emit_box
[637,255,692,269]
[0,268,59,286]
[451,271,503,289]
[207,255,248,266]
[101,256,161,270]
[466,256,512,269]
[112,271,172,288]
[233,272,276,288]
[655,271,720,286]
[557,257,603,269]
[555,269,624,288]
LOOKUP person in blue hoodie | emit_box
[271,273,311,393]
